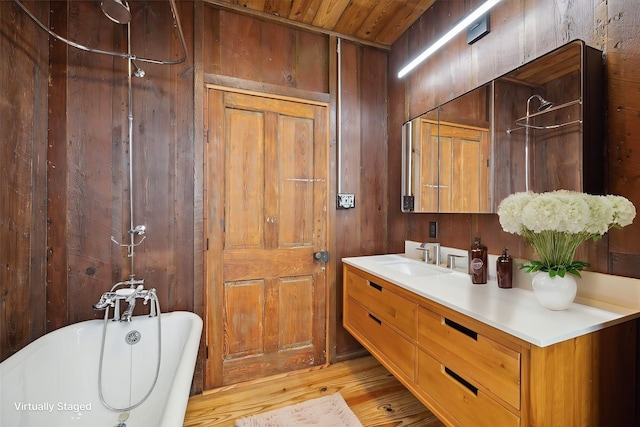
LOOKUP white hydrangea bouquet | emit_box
[497,190,636,278]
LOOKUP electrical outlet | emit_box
[337,193,355,209]
[429,221,438,238]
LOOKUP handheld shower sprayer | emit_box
[130,225,146,235]
[132,60,146,78]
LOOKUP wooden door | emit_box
[414,119,439,212]
[438,122,491,213]
[204,88,329,388]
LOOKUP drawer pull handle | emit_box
[444,318,478,340]
[369,282,383,291]
[445,367,478,395]
[368,314,382,325]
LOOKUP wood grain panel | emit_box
[418,306,521,410]
[205,87,228,388]
[65,0,123,326]
[345,298,416,380]
[46,0,73,331]
[0,0,49,359]
[312,0,350,29]
[526,321,637,426]
[333,39,365,360]
[209,0,436,47]
[224,280,265,356]
[278,275,314,347]
[416,120,439,212]
[417,349,519,427]
[278,115,314,247]
[226,109,265,249]
[359,46,388,255]
[353,0,403,41]
[205,7,329,93]
[344,269,417,339]
[223,248,315,282]
[332,0,377,37]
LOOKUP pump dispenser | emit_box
[497,247,513,288]
[469,237,488,284]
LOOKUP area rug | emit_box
[235,393,363,427]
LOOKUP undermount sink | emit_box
[379,259,452,277]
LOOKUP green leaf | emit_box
[521,260,589,278]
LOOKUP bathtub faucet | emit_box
[93,283,158,321]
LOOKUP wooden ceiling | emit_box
[206,0,437,48]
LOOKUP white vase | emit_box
[531,271,577,310]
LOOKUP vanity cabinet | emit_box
[343,263,637,426]
[343,267,417,380]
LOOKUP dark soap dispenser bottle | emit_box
[497,247,513,289]
[469,237,488,284]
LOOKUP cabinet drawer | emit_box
[345,297,415,379]
[417,349,519,427]
[345,268,416,339]
[418,306,521,409]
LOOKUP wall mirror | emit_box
[402,84,493,213]
[402,40,603,213]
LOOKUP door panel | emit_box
[226,109,265,249]
[204,88,329,388]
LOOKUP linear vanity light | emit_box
[397,0,503,78]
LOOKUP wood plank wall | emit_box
[1,0,199,384]
[2,0,639,400]
[389,0,640,279]
[0,0,49,362]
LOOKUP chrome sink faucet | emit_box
[416,242,441,265]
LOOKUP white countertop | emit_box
[343,254,640,347]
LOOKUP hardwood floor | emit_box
[184,356,445,426]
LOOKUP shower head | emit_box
[528,94,554,112]
[537,98,554,111]
[101,0,131,24]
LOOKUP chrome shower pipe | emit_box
[124,24,148,281]
[524,94,554,192]
[525,101,531,192]
[127,22,137,280]
[336,38,343,194]
[12,0,188,65]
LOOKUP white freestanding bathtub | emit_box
[0,311,202,427]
